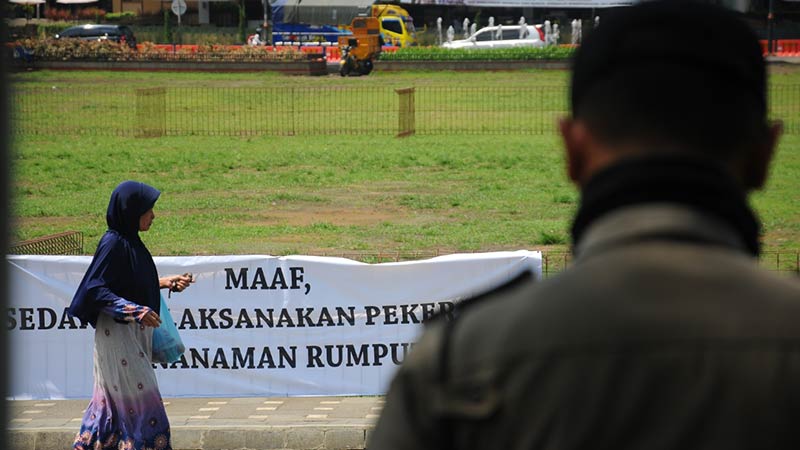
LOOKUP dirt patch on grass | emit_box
[13,216,86,231]
[769,65,800,76]
[245,203,450,227]
[762,229,800,250]
[10,216,90,245]
[259,206,402,226]
[215,182,457,227]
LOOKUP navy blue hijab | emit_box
[68,181,161,327]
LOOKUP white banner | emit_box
[461,0,636,6]
[401,0,636,7]
[7,252,541,399]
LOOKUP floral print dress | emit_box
[73,300,171,450]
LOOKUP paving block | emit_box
[242,428,287,449]
[36,430,76,450]
[203,429,247,449]
[172,428,204,449]
[323,428,366,450]
[285,427,324,449]
[7,431,35,450]
[364,428,375,450]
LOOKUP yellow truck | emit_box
[370,4,417,47]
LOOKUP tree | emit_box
[238,0,246,44]
[163,9,173,43]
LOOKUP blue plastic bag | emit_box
[151,295,185,364]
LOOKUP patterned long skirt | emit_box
[73,314,171,450]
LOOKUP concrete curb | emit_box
[766,56,800,65]
[8,397,382,450]
[9,59,328,75]
[8,55,798,75]
[11,58,576,75]
[375,59,572,71]
[8,425,374,450]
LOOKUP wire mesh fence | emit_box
[415,85,568,135]
[11,84,799,137]
[760,251,800,276]
[8,231,84,255]
[7,232,797,278]
[318,250,799,278]
[770,84,800,135]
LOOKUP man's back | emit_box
[372,203,800,450]
[368,2,800,448]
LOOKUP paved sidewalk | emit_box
[7,396,383,450]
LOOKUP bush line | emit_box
[380,46,576,61]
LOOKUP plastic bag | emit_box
[151,295,185,364]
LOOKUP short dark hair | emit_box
[570,1,768,159]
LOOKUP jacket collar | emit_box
[574,203,752,260]
[570,155,760,258]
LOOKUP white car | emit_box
[443,25,545,49]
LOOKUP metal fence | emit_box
[8,231,84,255]
[760,251,800,276]
[11,84,800,137]
[6,234,797,277]
[318,250,799,278]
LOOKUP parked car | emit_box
[442,25,545,50]
[55,24,137,48]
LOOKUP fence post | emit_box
[291,87,296,136]
[135,87,166,138]
[395,87,415,137]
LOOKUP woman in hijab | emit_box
[68,180,193,450]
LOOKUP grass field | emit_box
[10,64,800,87]
[9,68,800,258]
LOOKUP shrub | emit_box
[380,45,576,61]
[20,4,35,19]
[414,29,441,47]
[106,11,137,23]
[77,7,106,21]
[16,38,137,61]
[158,44,307,62]
[537,230,567,245]
[128,25,240,45]
[15,37,308,63]
[44,8,72,22]
[193,33,238,46]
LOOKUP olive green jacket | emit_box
[369,204,800,450]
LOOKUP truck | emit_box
[369,4,417,47]
[267,2,416,47]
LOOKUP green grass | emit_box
[11,81,570,137]
[11,133,575,255]
[9,69,800,256]
[380,45,576,61]
[11,132,799,256]
[9,67,572,88]
[11,69,797,137]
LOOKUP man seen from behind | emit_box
[369,1,800,449]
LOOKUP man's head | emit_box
[560,0,781,189]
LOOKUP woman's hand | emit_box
[139,307,162,328]
[160,273,194,293]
